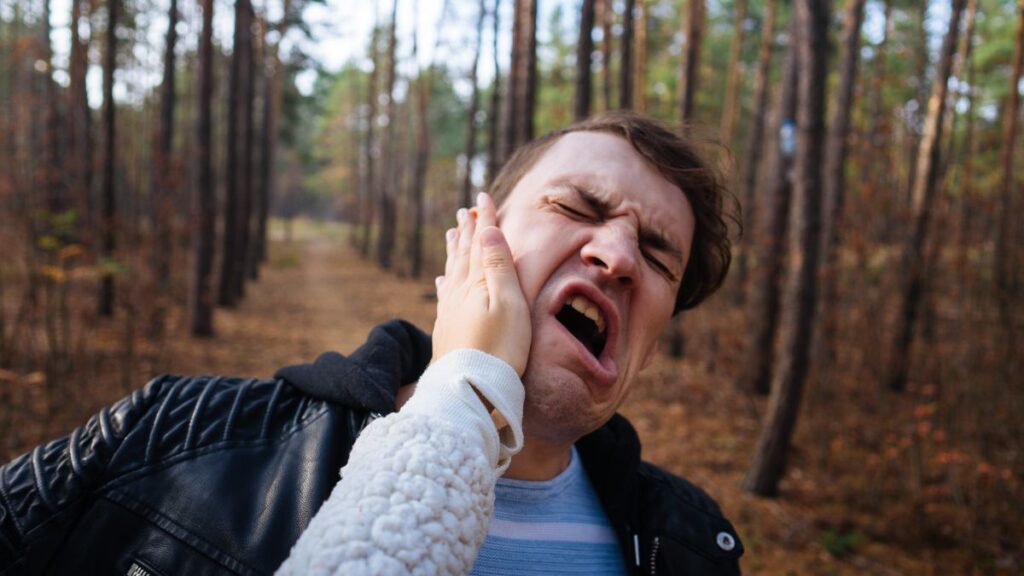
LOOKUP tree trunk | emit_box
[733,0,777,304]
[191,0,216,336]
[99,0,119,317]
[360,23,380,258]
[486,0,503,184]
[885,0,968,393]
[258,0,290,266]
[233,0,255,299]
[744,0,829,497]
[410,74,430,280]
[633,0,647,113]
[375,0,399,270]
[69,0,94,239]
[720,0,747,148]
[247,15,266,280]
[408,1,447,278]
[619,0,635,109]
[905,2,931,205]
[218,0,245,307]
[678,0,704,122]
[738,18,798,397]
[463,0,487,208]
[813,0,867,372]
[150,0,179,331]
[994,0,1024,360]
[574,0,595,120]
[41,0,61,216]
[506,0,537,152]
[664,0,706,357]
[598,0,613,111]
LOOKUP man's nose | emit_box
[580,224,640,287]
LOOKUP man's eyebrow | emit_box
[640,228,683,260]
[561,178,684,260]
[570,184,615,214]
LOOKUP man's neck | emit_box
[501,434,572,481]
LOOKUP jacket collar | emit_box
[277,318,644,515]
[275,319,432,414]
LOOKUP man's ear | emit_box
[641,341,660,371]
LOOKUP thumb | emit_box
[478,226,520,304]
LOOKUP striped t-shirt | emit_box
[470,447,628,575]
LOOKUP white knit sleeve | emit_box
[275,350,524,576]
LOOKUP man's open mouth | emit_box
[555,295,608,360]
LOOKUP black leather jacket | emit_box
[0,320,742,575]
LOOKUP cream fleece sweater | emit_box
[275,350,524,576]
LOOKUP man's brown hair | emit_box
[489,111,736,313]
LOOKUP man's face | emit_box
[496,131,696,444]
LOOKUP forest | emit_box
[1,0,1022,572]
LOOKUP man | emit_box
[0,112,742,575]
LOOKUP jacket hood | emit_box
[274,319,433,415]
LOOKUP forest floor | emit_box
[2,221,1004,575]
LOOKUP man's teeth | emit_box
[569,295,606,334]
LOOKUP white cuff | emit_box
[401,349,524,473]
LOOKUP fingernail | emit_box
[456,208,467,223]
[435,276,444,288]
[445,228,456,242]
[477,192,488,206]
[469,208,479,220]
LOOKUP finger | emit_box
[478,226,523,311]
[454,208,475,280]
[444,227,457,278]
[475,192,497,230]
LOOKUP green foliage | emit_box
[819,527,864,558]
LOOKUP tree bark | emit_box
[375,0,399,270]
[69,0,94,239]
[191,0,216,336]
[575,0,595,120]
[813,0,867,372]
[248,15,268,280]
[720,0,747,148]
[360,22,380,258]
[99,0,119,317]
[257,0,290,267]
[150,0,179,330]
[218,0,245,307]
[678,0,704,122]
[994,0,1024,359]
[733,0,777,304]
[506,0,537,152]
[633,0,647,112]
[233,0,255,298]
[619,0,635,109]
[486,0,503,184]
[885,0,968,393]
[744,0,829,497]
[409,68,430,279]
[598,0,613,111]
[463,0,488,208]
[738,17,797,396]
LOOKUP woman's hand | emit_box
[432,192,531,376]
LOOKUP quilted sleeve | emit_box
[0,376,176,572]
[276,350,524,576]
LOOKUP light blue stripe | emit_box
[487,518,619,544]
[470,447,627,575]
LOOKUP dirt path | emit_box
[167,230,438,379]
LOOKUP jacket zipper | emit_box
[648,536,660,575]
